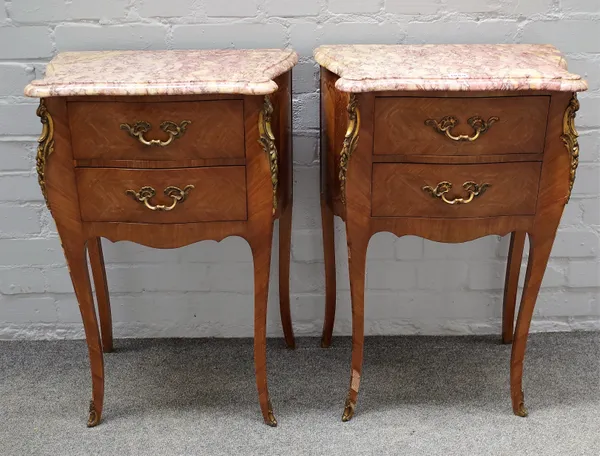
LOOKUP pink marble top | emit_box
[314,44,587,93]
[25,49,298,97]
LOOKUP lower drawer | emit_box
[371,162,541,218]
[76,167,247,223]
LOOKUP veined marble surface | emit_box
[314,44,588,93]
[25,49,298,97]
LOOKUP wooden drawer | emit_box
[69,100,245,161]
[371,162,541,218]
[76,167,247,223]
[373,96,550,156]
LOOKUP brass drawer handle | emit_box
[120,120,191,147]
[126,185,194,211]
[425,116,498,142]
[423,181,490,205]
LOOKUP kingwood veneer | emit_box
[25,49,298,427]
[315,44,587,421]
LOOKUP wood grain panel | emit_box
[75,158,245,168]
[371,216,534,244]
[371,162,541,218]
[374,96,550,156]
[371,153,543,164]
[69,100,244,160]
[76,167,247,223]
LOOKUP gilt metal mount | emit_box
[561,94,580,203]
[339,94,361,205]
[425,115,498,142]
[35,99,55,210]
[258,95,279,214]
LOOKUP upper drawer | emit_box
[76,166,247,224]
[373,96,550,156]
[69,100,245,161]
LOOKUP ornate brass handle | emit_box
[422,181,490,205]
[120,120,191,146]
[425,116,498,142]
[126,185,194,211]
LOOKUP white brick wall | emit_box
[0,0,599,340]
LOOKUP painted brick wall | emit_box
[0,0,598,340]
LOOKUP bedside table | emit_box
[315,44,587,420]
[25,49,297,427]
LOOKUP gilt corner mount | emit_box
[35,99,55,209]
[258,95,279,214]
[561,94,580,203]
[339,93,360,205]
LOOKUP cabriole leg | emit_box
[341,227,369,422]
[249,228,278,426]
[320,194,337,348]
[502,231,526,344]
[63,237,105,427]
[278,202,296,349]
[88,237,113,353]
[510,228,557,417]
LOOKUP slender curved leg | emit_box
[278,202,295,349]
[249,228,277,426]
[510,228,557,417]
[88,237,113,353]
[320,194,337,348]
[502,231,526,344]
[341,227,369,422]
[63,237,105,426]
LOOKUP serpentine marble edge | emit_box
[24,49,298,97]
[314,44,588,93]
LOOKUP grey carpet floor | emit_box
[1,333,599,456]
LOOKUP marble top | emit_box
[314,44,587,93]
[24,49,298,97]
